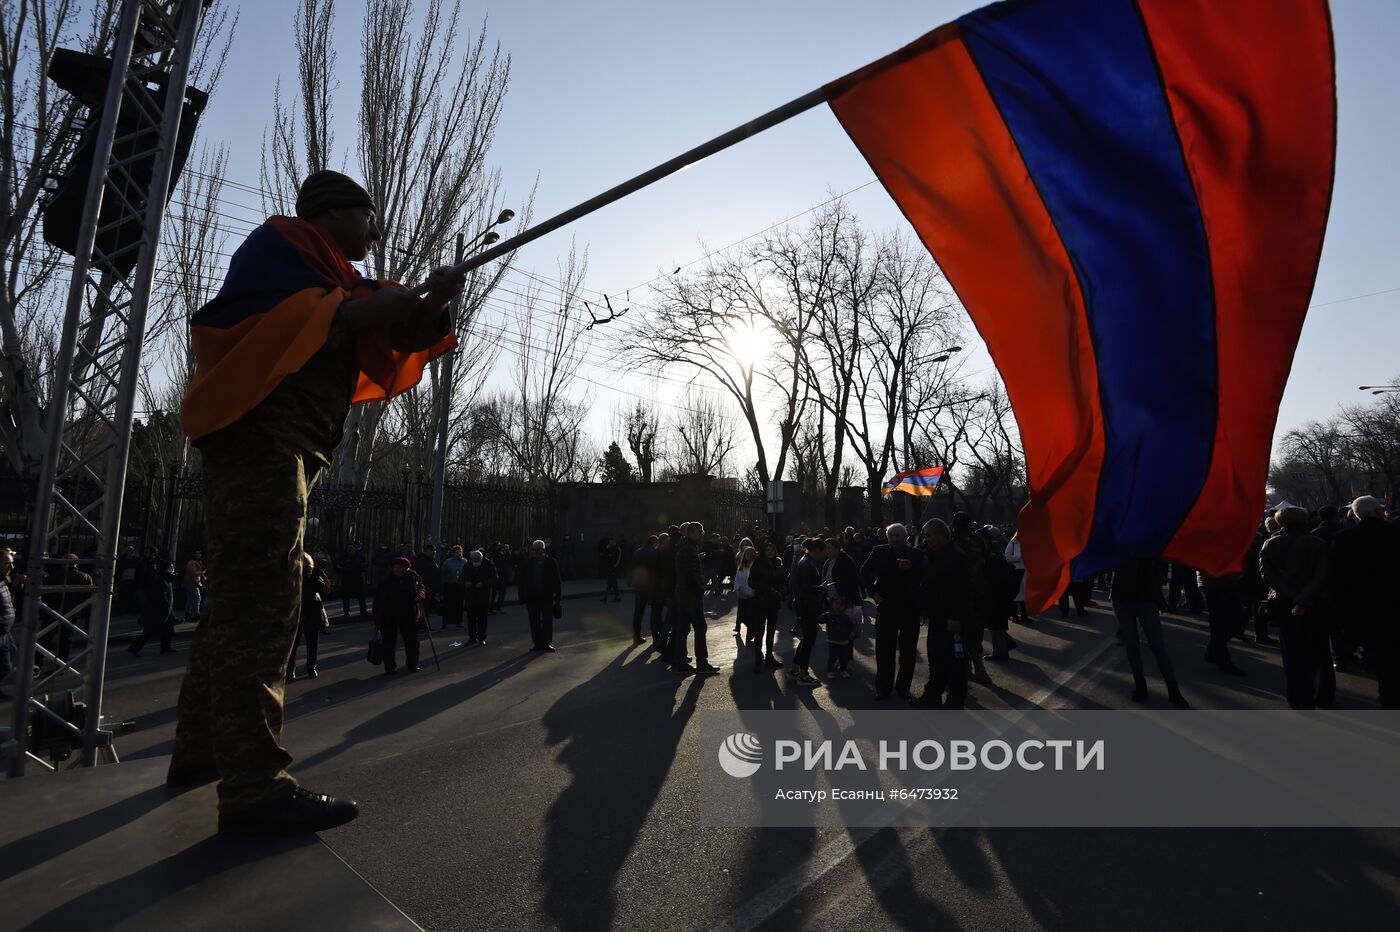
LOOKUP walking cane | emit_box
[418,596,442,671]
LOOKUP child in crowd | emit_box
[823,592,856,678]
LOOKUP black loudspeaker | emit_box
[42,48,208,277]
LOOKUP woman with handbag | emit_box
[289,552,328,680]
[732,546,762,671]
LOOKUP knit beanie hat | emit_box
[295,170,377,218]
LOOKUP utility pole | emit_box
[428,232,466,549]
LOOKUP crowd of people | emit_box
[293,493,1395,712]
[2,495,1396,708]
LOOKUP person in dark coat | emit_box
[115,546,140,615]
[949,514,996,683]
[630,536,657,645]
[413,545,441,628]
[1260,506,1333,709]
[860,524,927,700]
[913,519,972,708]
[649,531,676,654]
[289,552,327,679]
[600,537,623,603]
[671,523,716,673]
[1241,524,1274,645]
[128,550,176,657]
[1111,557,1189,707]
[1198,569,1249,676]
[519,540,562,652]
[439,545,468,631]
[822,537,862,607]
[371,544,393,600]
[374,557,424,674]
[789,539,828,686]
[339,542,368,618]
[460,550,498,646]
[1310,505,1352,672]
[1326,496,1399,707]
[749,539,787,671]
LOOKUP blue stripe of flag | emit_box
[959,0,1217,575]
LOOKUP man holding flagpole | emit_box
[170,170,463,834]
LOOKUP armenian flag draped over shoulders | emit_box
[180,211,455,443]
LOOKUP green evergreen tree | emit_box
[598,441,636,483]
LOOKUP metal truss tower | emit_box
[3,0,206,776]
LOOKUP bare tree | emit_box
[481,247,593,486]
[0,1,233,472]
[616,230,817,489]
[774,199,876,524]
[843,232,958,524]
[1279,419,1350,503]
[956,381,1025,519]
[1339,393,1400,496]
[262,0,523,485]
[664,389,737,477]
[616,400,659,483]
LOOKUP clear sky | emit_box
[192,0,1399,464]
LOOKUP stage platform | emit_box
[0,756,418,931]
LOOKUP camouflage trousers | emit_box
[170,434,314,812]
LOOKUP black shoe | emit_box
[384,667,398,675]
[873,691,890,701]
[910,692,941,708]
[1131,677,1149,703]
[897,690,915,702]
[765,655,784,669]
[218,786,359,835]
[286,668,298,681]
[307,667,319,679]
[528,646,543,652]
[1166,684,1191,708]
[633,636,646,646]
[465,638,479,646]
[166,762,219,788]
[544,645,555,652]
[406,664,422,672]
[672,663,696,675]
[695,662,721,674]
[478,639,486,647]
[988,651,1011,661]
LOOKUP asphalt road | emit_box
[74,591,1400,931]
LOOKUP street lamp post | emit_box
[1359,383,1400,396]
[899,345,962,526]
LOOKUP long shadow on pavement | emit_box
[538,650,703,932]
[294,653,536,771]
